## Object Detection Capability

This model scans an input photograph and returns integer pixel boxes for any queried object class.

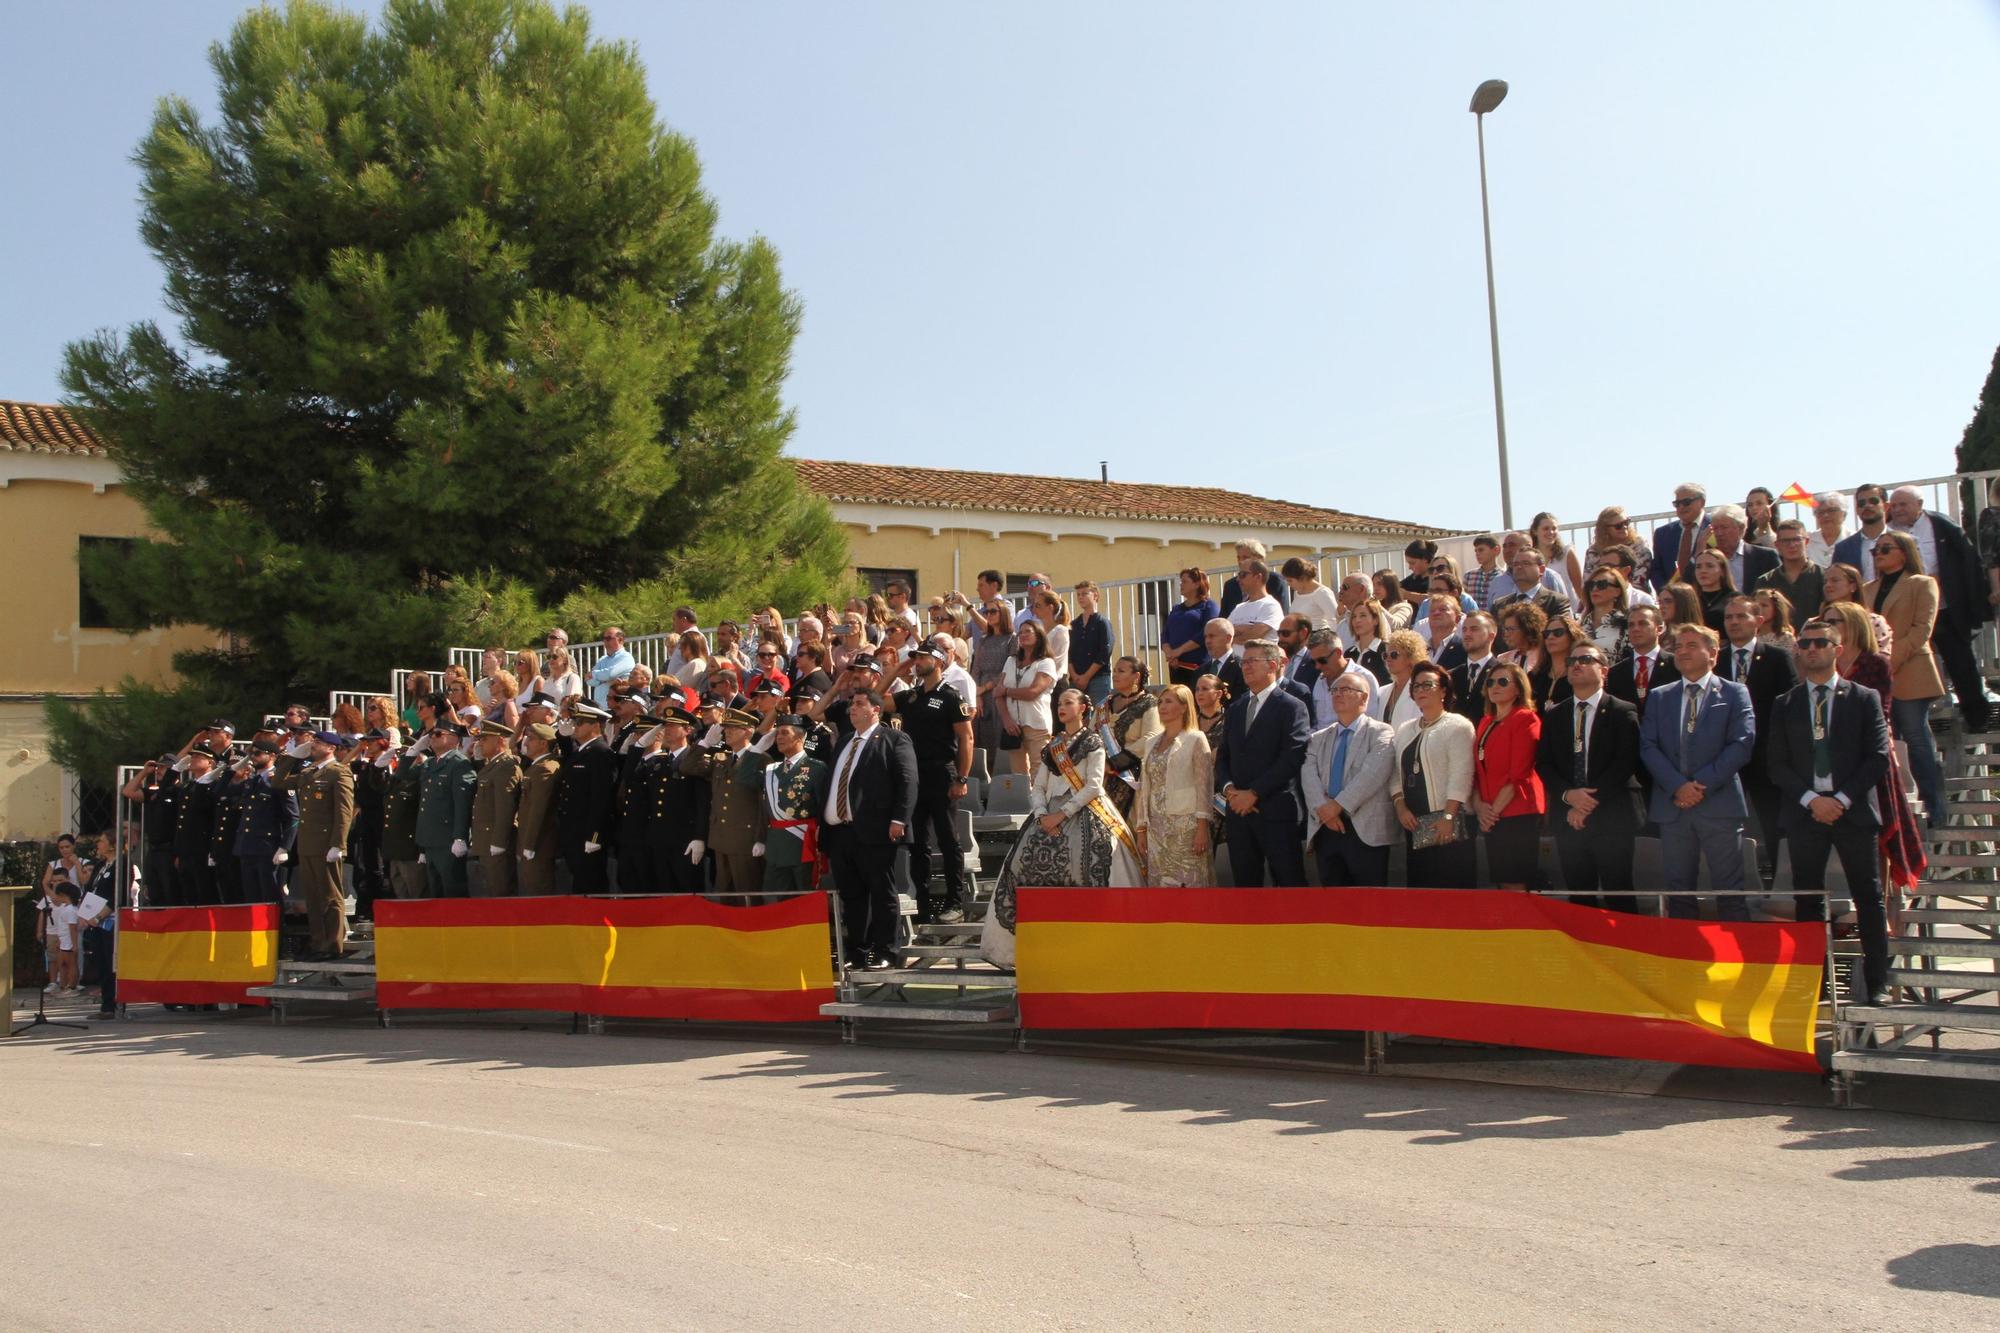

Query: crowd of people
[102,479,2000,999]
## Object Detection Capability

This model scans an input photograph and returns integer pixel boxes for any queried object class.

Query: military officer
[415,721,479,896]
[620,706,708,892]
[173,741,226,906]
[129,754,183,907]
[350,729,393,919]
[890,643,975,922]
[470,718,522,896]
[679,707,769,897]
[514,722,565,895]
[209,757,252,902]
[272,730,358,959]
[558,699,620,893]
[381,733,429,898]
[788,684,839,768]
[759,713,829,896]
[232,735,298,907]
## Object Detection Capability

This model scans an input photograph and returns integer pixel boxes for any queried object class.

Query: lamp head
[1469,79,1509,115]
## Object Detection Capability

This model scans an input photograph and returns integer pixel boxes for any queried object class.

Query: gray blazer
[1299,715,1398,849]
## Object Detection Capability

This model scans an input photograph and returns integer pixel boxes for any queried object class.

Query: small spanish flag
[1780,482,1814,504]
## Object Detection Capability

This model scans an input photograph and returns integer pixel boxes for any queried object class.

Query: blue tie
[1325,725,1351,801]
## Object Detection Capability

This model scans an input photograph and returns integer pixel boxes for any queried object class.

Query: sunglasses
[1386,650,1407,660]
[1485,678,1514,689]
[1873,545,1899,556]
[1672,498,1701,508]
[1857,496,1883,506]
[1569,656,1605,668]
[1309,654,1332,666]
[1586,580,1616,592]
[757,651,780,658]
[1796,637,1834,650]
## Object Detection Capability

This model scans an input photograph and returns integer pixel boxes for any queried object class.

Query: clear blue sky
[5,2,1998,531]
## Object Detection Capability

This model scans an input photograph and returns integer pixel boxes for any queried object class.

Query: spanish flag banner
[1015,889,1823,1073]
[374,894,836,1022]
[117,904,279,1007]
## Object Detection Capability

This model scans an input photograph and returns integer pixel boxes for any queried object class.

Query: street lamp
[1469,78,1513,531]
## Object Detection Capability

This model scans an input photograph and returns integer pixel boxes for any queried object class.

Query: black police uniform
[557,735,620,893]
[895,681,972,916]
[351,757,389,918]
[616,744,710,893]
[140,770,182,907]
[210,771,250,903]
[233,767,299,905]
[174,774,222,905]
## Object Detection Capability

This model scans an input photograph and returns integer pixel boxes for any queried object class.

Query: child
[45,884,81,996]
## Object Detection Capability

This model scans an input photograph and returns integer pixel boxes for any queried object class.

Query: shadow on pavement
[1885,1243,2000,1298]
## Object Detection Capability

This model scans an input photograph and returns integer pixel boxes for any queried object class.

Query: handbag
[997,724,1023,752]
[1410,810,1459,850]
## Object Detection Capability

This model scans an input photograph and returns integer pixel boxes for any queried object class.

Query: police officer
[233,735,298,908]
[619,706,708,893]
[415,721,478,896]
[350,728,393,919]
[679,707,767,897]
[125,754,182,907]
[273,730,357,960]
[890,643,975,922]
[380,732,428,899]
[469,718,521,896]
[558,699,620,893]
[514,722,565,895]
[173,741,226,906]
[787,685,839,768]
[758,713,829,896]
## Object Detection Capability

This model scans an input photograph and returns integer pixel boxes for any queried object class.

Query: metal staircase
[1832,725,2000,1100]
[247,921,379,1023]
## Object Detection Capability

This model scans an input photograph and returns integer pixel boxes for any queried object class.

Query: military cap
[209,717,237,736]
[526,722,558,742]
[312,730,345,746]
[431,721,468,738]
[754,679,788,698]
[190,740,227,760]
[363,727,393,742]
[524,690,558,709]
[720,707,758,729]
[913,642,949,663]
[570,699,611,721]
[617,690,651,710]
[791,684,824,703]
[850,656,883,674]
[477,718,516,739]
[251,737,282,755]
[773,713,810,731]
[658,705,698,727]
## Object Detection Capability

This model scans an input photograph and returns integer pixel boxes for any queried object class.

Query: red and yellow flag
[375,893,836,1022]
[1780,482,1814,504]
[117,903,279,1006]
[1015,889,1823,1073]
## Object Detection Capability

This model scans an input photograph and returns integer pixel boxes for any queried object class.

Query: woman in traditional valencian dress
[981,687,1146,968]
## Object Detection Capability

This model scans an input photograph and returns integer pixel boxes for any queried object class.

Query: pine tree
[1956,343,2000,473]
[49,0,849,780]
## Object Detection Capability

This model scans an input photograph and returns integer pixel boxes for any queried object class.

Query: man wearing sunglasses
[1535,646,1640,910]
[1650,482,1711,591]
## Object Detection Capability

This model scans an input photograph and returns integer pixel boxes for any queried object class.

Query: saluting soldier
[232,734,298,908]
[788,684,839,768]
[621,706,708,892]
[381,736,428,898]
[679,707,769,897]
[469,718,522,897]
[415,721,479,896]
[558,699,620,893]
[209,757,252,902]
[173,741,226,906]
[350,729,393,919]
[126,755,183,907]
[758,713,829,896]
[272,730,358,960]
[888,643,975,922]
[514,722,565,895]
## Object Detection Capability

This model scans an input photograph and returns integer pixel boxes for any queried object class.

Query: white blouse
[1002,656,1061,731]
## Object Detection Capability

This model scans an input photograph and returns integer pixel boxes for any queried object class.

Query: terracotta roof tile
[791,458,1440,537]
[0,401,109,456]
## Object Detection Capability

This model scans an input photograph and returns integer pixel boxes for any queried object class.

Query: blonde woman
[364,695,403,747]
[1133,684,1215,886]
[1369,629,1429,730]
[488,670,522,730]
[510,649,540,700]
[537,645,582,701]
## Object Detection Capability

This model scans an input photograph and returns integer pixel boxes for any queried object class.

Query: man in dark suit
[1198,616,1249,702]
[1605,605,1679,719]
[1448,612,1499,723]
[1767,619,1892,1002]
[1424,596,1469,673]
[1651,482,1711,591]
[1831,482,1888,579]
[1536,646,1641,910]
[821,689,919,969]
[1215,641,1312,887]
[1707,504,1779,594]
[1638,623,1757,921]
[1718,595,1799,887]
[557,701,621,893]
[1888,485,1994,733]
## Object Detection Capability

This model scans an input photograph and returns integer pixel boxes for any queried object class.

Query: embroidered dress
[1138,732,1214,889]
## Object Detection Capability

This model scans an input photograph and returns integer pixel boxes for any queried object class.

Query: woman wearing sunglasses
[1864,530,1945,824]
[1578,568,1632,662]
[1471,661,1544,892]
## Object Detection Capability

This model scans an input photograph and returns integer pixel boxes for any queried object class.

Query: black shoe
[1866,987,1893,1006]
[864,954,893,972]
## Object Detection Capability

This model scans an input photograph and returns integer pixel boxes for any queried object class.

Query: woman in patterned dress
[980,687,1146,968]
[1132,684,1215,887]
[1095,656,1161,823]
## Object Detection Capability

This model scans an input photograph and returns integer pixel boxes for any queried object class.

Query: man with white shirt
[884,579,921,630]
[821,690,918,970]
[1280,557,1342,631]
[1300,671,1397,886]
[1535,647,1640,910]
[1887,484,1994,733]
[1333,573,1371,649]
[1200,617,1246,699]
[1417,595,1465,668]
[1590,546,1658,608]
[1276,613,1316,684]
[1226,561,1282,643]
[1831,483,1890,581]
[1488,549,1573,620]
[1447,613,1498,722]
[1706,503,1778,594]
[1604,605,1678,720]
[590,625,636,707]
[1306,628,1375,730]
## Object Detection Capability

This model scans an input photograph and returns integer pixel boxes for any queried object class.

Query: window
[857,567,918,600]
[78,536,138,629]
[1004,575,1036,597]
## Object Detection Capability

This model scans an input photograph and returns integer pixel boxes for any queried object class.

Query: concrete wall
[0,700,64,841]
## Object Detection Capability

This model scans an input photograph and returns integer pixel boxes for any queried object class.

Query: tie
[1246,692,1262,731]
[1736,647,1749,681]
[1573,702,1590,785]
[1324,725,1351,801]
[1680,683,1700,771]
[1634,654,1650,694]
[1676,522,1697,579]
[1812,686,1833,782]
[836,735,862,822]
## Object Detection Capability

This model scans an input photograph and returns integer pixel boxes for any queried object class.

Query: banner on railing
[1013,888,1824,1074]
[117,904,279,1007]
[374,894,836,1022]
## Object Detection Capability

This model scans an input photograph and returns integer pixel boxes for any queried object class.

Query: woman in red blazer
[1473,660,1546,891]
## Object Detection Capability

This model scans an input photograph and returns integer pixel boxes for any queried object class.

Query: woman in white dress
[981,687,1146,968]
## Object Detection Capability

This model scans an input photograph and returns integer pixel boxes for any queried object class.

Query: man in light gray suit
[1299,670,1399,886]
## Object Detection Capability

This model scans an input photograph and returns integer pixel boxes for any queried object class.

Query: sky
[4,2,1998,532]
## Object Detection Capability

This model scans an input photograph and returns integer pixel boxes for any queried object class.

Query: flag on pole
[1780,481,1813,504]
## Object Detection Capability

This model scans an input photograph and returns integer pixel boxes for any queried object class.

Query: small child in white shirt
[44,886,81,995]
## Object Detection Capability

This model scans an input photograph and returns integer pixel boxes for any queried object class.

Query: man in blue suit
[1215,640,1312,887]
[1650,482,1712,591]
[1638,622,1756,920]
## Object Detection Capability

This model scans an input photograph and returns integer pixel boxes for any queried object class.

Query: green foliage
[56,0,849,770]
[1956,344,2000,475]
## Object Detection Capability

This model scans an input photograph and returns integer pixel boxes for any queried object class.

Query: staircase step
[1892,936,2000,959]
[1919,854,2000,868]
[246,984,376,1003]
[910,921,984,939]
[1841,1003,2000,1031]
[1832,1049,2000,1082]
[901,944,986,959]
[1942,801,2000,815]
[850,968,1016,989]
[820,1000,1017,1023]
[1900,907,2000,925]
[1922,828,1998,845]
[1888,967,2000,992]
[277,960,377,976]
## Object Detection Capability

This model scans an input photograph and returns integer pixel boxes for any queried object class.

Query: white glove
[685,840,705,862]
[522,849,536,861]
[418,852,427,865]
[285,739,310,758]
[325,848,343,863]
[701,724,723,748]
[487,844,505,857]
[207,855,216,867]
[272,850,289,866]
[451,838,467,858]
[751,842,765,858]
[584,840,601,854]
[372,751,393,769]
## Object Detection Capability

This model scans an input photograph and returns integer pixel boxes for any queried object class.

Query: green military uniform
[381,751,428,898]
[678,732,769,896]
[470,737,522,897]
[273,753,357,954]
[514,747,565,895]
[416,747,478,896]
[758,747,828,895]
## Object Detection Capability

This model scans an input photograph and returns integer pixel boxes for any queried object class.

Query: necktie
[1736,647,1749,681]
[1635,654,1651,694]
[836,734,862,822]
[1573,701,1590,784]
[1246,691,1262,731]
[1676,522,1697,579]
[1680,683,1700,771]
[1325,725,1351,801]
[1812,685,1833,781]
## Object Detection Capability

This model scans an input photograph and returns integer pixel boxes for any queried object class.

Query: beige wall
[0,700,64,841]
[0,478,218,695]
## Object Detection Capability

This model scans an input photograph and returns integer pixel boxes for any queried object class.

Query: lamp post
[1469,78,1513,532]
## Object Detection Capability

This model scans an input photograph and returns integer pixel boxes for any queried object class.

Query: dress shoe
[864,954,893,971]
[934,906,966,924]
[1866,987,1893,1006]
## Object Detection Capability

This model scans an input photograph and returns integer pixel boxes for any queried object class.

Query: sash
[1049,736,1144,866]
[770,816,824,886]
